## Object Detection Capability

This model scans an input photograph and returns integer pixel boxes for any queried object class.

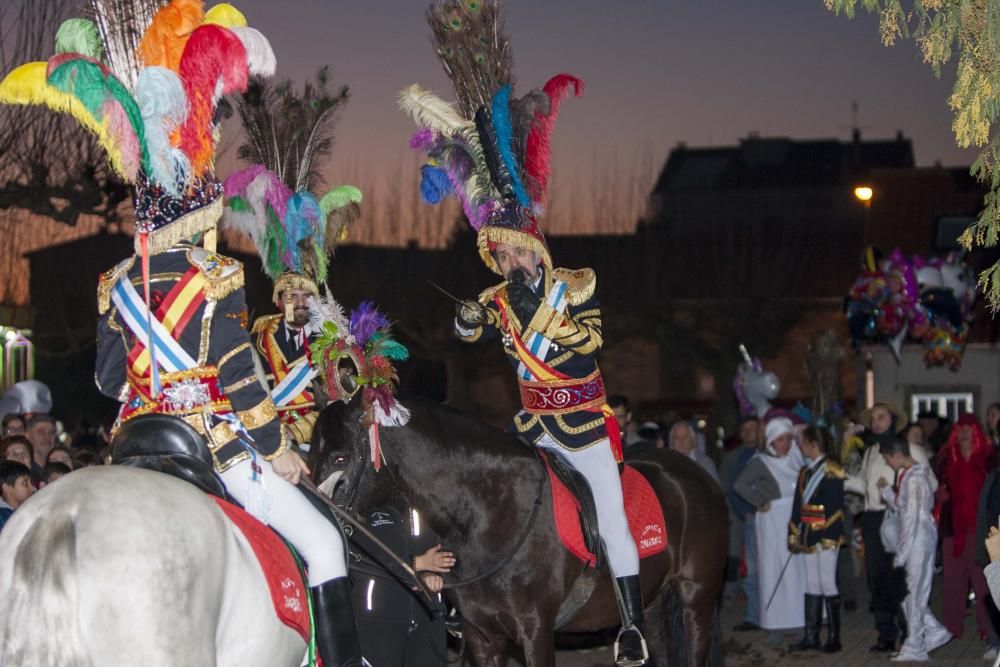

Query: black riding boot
[823,595,842,653]
[312,577,367,667]
[614,575,649,667]
[788,594,822,651]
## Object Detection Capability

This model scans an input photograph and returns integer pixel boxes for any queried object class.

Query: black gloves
[506,279,541,325]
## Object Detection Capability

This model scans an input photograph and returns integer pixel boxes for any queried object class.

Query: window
[933,217,975,252]
[910,392,974,422]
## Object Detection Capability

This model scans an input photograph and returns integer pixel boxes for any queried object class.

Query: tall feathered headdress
[221,69,362,303]
[0,0,275,255]
[400,0,583,280]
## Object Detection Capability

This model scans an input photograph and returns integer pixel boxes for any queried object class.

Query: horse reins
[440,452,546,590]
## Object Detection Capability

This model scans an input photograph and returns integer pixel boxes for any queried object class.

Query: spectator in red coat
[936,413,998,645]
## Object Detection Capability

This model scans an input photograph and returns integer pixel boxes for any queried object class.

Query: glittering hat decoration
[400,0,583,284]
[0,0,275,255]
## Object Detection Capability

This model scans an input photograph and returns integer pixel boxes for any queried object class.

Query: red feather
[176,24,249,175]
[524,74,584,205]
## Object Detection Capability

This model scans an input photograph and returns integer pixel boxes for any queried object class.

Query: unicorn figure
[734,344,780,419]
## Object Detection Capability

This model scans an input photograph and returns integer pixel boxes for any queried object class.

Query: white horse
[0,466,307,667]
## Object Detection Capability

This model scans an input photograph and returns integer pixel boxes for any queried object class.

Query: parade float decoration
[845,247,976,369]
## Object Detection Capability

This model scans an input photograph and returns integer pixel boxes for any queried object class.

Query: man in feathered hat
[401,2,646,662]
[0,3,368,664]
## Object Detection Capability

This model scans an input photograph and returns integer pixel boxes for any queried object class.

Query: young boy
[0,460,34,532]
[878,436,951,662]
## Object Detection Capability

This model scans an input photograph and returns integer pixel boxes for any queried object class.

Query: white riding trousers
[220,456,347,585]
[803,546,839,596]
[536,434,640,577]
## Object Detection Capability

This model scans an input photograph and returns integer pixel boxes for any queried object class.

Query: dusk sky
[213,0,975,241]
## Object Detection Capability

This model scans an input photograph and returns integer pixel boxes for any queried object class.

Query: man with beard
[252,281,320,448]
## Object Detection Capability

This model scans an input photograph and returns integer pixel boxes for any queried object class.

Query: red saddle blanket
[213,498,311,643]
[544,462,667,566]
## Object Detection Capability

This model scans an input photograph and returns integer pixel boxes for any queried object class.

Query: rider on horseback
[71,7,368,665]
[399,2,646,662]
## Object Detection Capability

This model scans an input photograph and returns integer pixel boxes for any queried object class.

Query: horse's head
[311,394,393,511]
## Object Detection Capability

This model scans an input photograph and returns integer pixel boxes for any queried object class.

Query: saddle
[538,448,605,568]
[110,414,226,497]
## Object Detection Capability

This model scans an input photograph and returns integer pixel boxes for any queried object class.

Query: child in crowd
[878,436,951,662]
[0,461,33,532]
[40,462,71,487]
[788,426,845,653]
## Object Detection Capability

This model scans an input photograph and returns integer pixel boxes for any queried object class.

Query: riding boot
[312,577,367,667]
[823,596,842,653]
[614,575,649,667]
[788,594,822,651]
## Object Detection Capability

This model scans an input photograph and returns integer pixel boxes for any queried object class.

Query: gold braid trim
[204,264,244,301]
[97,258,136,315]
[272,272,319,302]
[554,412,605,434]
[135,198,224,255]
[552,267,596,306]
[476,226,553,292]
[238,398,278,430]
[217,342,251,369]
[224,375,261,394]
[263,427,289,461]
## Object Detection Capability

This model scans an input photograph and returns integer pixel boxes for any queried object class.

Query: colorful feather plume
[203,3,248,28]
[54,19,105,60]
[138,0,205,71]
[230,27,276,78]
[176,24,249,175]
[398,84,472,134]
[524,74,584,205]
[491,85,529,207]
[136,66,190,195]
[350,302,391,348]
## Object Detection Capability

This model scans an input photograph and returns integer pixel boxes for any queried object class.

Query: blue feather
[283,192,322,271]
[420,164,452,204]
[491,86,530,207]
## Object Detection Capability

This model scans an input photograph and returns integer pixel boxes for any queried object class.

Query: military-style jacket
[788,456,847,553]
[95,242,286,471]
[455,266,612,449]
[251,314,318,445]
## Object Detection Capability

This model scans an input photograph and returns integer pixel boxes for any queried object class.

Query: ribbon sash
[112,274,198,374]
[271,359,317,407]
[802,459,828,506]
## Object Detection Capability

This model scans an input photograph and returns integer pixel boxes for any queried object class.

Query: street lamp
[854,186,873,202]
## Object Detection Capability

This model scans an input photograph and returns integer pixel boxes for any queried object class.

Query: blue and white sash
[270,359,317,407]
[517,280,569,381]
[111,276,197,374]
[802,458,829,506]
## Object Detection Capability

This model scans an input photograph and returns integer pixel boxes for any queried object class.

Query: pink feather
[223,164,267,197]
[100,98,141,180]
[524,74,584,205]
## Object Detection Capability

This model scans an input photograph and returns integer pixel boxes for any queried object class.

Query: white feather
[306,289,349,337]
[231,27,276,78]
[398,84,472,134]
[374,401,411,428]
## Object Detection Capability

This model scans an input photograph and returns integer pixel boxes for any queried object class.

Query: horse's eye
[334,455,348,465]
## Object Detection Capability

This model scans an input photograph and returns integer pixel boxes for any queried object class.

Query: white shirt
[861,441,937,511]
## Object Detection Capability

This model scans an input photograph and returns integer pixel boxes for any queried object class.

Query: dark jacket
[788,457,847,552]
[456,266,610,449]
[95,243,285,470]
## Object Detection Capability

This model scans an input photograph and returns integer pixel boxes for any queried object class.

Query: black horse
[313,396,727,666]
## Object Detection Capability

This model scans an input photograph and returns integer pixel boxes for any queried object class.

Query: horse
[313,395,728,667]
[0,466,307,667]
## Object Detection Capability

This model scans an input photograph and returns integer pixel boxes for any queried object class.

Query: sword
[427,280,467,307]
[765,550,795,611]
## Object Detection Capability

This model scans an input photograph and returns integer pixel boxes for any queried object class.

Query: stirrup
[613,624,649,667]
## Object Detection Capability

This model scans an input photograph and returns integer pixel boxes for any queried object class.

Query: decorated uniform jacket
[788,456,847,553]
[95,242,286,471]
[455,266,617,452]
[251,314,318,446]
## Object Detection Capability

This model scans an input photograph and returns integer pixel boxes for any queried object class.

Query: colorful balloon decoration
[845,247,975,369]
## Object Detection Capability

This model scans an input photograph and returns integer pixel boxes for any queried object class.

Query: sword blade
[427,280,467,307]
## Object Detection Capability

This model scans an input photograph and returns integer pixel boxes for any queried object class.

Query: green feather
[369,331,410,361]
[262,207,286,278]
[314,245,329,284]
[227,195,253,213]
[319,185,363,214]
[55,19,105,60]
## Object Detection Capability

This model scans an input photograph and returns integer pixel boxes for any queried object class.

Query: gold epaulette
[97,257,136,315]
[553,267,596,306]
[187,247,244,300]
[477,281,509,305]
[251,314,282,336]
[826,460,846,479]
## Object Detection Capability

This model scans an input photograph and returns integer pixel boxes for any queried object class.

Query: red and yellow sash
[495,297,622,461]
[125,267,207,399]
